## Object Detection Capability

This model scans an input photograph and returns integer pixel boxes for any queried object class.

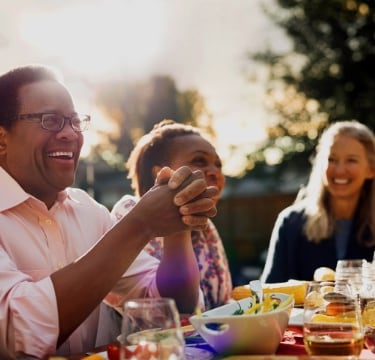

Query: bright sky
[0,0,289,175]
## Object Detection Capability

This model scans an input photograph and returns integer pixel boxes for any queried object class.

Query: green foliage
[250,0,375,169]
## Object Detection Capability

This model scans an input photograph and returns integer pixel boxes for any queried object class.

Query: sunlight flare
[19,0,164,79]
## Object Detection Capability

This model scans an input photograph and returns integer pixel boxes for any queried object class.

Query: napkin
[276,326,306,356]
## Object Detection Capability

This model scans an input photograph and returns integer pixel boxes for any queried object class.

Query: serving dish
[189,293,294,356]
[232,280,307,306]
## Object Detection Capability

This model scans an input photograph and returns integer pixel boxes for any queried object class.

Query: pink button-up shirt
[0,167,160,358]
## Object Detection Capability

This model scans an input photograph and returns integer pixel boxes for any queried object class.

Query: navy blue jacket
[261,205,375,283]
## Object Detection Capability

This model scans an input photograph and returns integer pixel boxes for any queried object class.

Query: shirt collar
[0,166,74,212]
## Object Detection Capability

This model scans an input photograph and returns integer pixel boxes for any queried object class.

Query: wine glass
[119,298,185,360]
[303,280,364,357]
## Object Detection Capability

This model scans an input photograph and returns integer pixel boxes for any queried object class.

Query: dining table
[66,308,375,360]
[66,328,375,360]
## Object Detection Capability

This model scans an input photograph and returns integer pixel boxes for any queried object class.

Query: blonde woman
[261,120,375,283]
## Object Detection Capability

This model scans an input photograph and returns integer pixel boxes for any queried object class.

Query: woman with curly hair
[112,119,232,310]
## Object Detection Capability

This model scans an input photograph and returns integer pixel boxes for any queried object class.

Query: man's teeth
[333,178,349,184]
[48,151,73,158]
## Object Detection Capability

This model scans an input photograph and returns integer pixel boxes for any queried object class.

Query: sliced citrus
[311,312,357,324]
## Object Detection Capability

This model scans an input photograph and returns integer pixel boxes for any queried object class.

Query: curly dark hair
[127,119,202,196]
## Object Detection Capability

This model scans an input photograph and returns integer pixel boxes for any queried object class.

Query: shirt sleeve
[107,196,160,304]
[104,250,160,315]
[0,249,59,358]
[111,194,137,220]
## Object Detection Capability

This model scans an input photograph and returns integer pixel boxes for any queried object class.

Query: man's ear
[0,126,7,156]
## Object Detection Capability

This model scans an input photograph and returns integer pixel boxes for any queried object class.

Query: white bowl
[189,292,294,356]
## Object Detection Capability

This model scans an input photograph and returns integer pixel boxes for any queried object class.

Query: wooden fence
[213,193,296,284]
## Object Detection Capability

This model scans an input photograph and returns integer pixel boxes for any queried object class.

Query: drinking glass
[335,259,364,295]
[120,298,185,360]
[360,260,375,352]
[303,280,364,357]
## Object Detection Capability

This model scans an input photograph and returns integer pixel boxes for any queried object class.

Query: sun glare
[66,81,119,159]
[17,0,166,159]
[19,0,165,79]
[81,106,119,158]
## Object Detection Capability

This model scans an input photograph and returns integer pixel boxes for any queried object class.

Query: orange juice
[304,324,363,356]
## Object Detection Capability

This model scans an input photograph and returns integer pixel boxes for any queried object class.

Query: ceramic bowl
[189,292,294,356]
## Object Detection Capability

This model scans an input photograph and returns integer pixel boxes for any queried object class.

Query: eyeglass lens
[42,114,89,131]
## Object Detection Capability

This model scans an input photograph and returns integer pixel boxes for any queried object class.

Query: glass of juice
[303,280,364,358]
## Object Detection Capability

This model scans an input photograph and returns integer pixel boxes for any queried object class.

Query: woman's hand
[155,166,218,229]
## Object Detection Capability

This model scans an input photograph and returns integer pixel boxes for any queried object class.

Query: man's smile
[47,151,74,159]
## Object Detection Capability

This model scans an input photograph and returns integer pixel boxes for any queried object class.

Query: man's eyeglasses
[15,112,91,132]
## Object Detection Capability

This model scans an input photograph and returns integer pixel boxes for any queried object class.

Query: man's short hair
[0,65,61,129]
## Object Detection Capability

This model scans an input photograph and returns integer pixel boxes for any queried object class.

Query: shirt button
[57,261,64,269]
[45,219,53,225]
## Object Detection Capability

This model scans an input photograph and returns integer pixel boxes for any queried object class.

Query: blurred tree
[87,75,214,168]
[248,0,375,169]
[143,76,179,132]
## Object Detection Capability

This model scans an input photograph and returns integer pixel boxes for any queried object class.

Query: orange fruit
[231,285,252,300]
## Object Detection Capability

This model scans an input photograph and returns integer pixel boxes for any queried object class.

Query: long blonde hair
[296,120,375,245]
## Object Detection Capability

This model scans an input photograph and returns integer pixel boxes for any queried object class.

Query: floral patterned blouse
[111,194,233,310]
